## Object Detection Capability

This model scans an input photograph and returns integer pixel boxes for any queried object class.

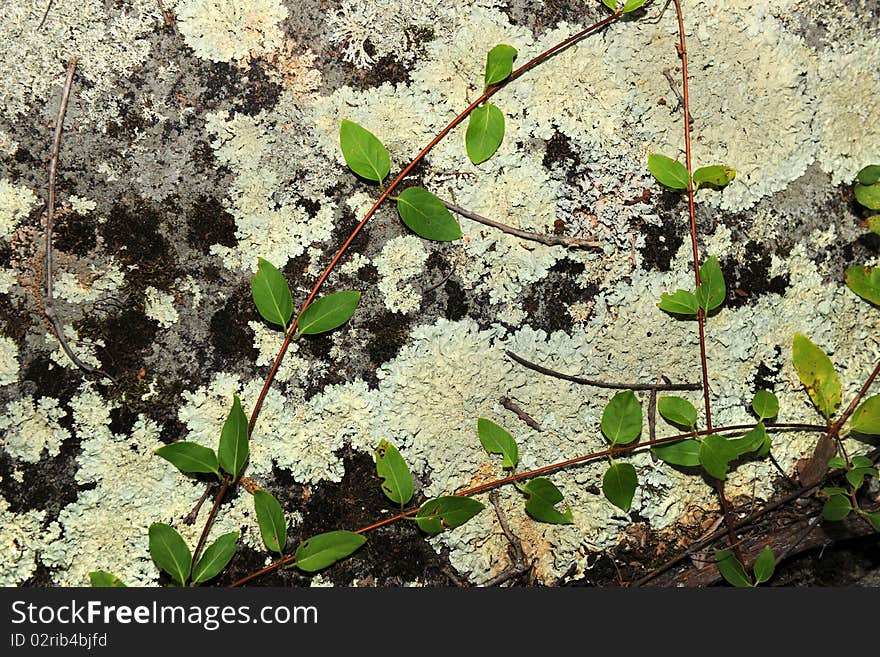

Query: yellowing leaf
[791,333,841,420]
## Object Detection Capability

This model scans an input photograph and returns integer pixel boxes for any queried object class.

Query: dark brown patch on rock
[186,195,237,252]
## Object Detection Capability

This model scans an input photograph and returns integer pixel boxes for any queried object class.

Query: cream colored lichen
[49,324,104,371]
[0,268,16,294]
[0,396,69,463]
[0,497,58,586]
[176,0,288,63]
[144,286,179,329]
[67,195,97,215]
[374,236,428,314]
[0,335,18,386]
[0,178,37,241]
[54,261,125,305]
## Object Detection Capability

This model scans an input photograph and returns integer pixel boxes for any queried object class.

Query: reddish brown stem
[227,420,825,587]
[191,476,230,571]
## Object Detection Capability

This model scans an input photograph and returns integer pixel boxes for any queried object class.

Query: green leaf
[854,182,880,209]
[339,119,391,183]
[699,434,739,480]
[851,394,880,435]
[715,550,752,587]
[846,467,878,490]
[148,523,192,586]
[602,462,638,513]
[600,0,617,11]
[191,531,238,584]
[477,418,518,469]
[657,396,697,429]
[693,165,736,190]
[294,531,366,573]
[852,455,874,469]
[155,442,219,477]
[416,497,485,534]
[651,439,701,467]
[648,153,689,190]
[396,187,462,242]
[857,165,880,186]
[696,255,726,313]
[751,390,779,421]
[88,571,126,587]
[827,456,847,470]
[253,489,287,554]
[792,333,841,420]
[753,545,776,585]
[845,265,880,306]
[522,478,574,524]
[867,215,880,236]
[218,395,249,480]
[465,103,505,165]
[251,258,293,329]
[861,510,880,531]
[822,494,852,521]
[297,290,361,336]
[822,487,848,496]
[374,439,414,505]
[658,289,699,315]
[729,422,767,457]
[484,44,517,88]
[622,0,649,12]
[601,390,643,445]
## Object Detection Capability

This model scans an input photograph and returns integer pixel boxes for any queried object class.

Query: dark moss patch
[209,283,260,364]
[239,60,283,116]
[522,259,593,334]
[53,212,97,256]
[443,278,468,321]
[752,347,782,394]
[21,356,83,405]
[76,306,157,381]
[542,131,581,172]
[356,53,411,89]
[362,310,413,388]
[0,436,80,516]
[100,198,180,294]
[637,219,684,272]
[839,232,880,271]
[722,241,789,309]
[186,195,237,252]
[0,276,30,342]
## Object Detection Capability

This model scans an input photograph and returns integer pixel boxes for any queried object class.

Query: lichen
[374,235,428,314]
[48,324,104,371]
[0,335,19,386]
[176,0,288,63]
[0,178,37,241]
[0,395,69,463]
[0,496,58,586]
[54,261,125,305]
[144,286,180,328]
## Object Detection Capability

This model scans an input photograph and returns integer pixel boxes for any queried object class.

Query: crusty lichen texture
[1,0,878,587]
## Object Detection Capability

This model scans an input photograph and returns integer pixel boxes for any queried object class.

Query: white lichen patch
[810,37,880,183]
[249,320,316,383]
[67,195,98,215]
[54,261,125,304]
[0,178,37,241]
[0,1,161,120]
[176,0,288,63]
[0,268,17,294]
[0,335,19,386]
[0,396,69,463]
[374,236,428,314]
[49,324,104,371]
[0,497,58,586]
[144,286,180,328]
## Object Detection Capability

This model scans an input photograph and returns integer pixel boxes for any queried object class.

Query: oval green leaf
[601,0,618,10]
[88,571,126,587]
[867,215,880,236]
[751,390,779,421]
[148,522,191,586]
[396,187,462,242]
[657,396,698,429]
[218,394,249,480]
[192,531,238,584]
[822,494,852,521]
[254,489,287,554]
[602,462,638,513]
[696,255,726,313]
[845,265,880,306]
[155,442,219,477]
[601,390,643,445]
[699,434,739,480]
[715,549,752,587]
[693,165,736,190]
[622,0,649,11]
[652,439,701,467]
[477,418,518,469]
[294,530,366,573]
[375,439,414,506]
[846,466,878,491]
[862,510,880,531]
[851,394,880,435]
[251,258,293,329]
[857,164,880,185]
[415,496,485,534]
[648,153,689,190]
[466,103,505,165]
[522,478,574,524]
[297,290,361,336]
[658,289,699,315]
[792,333,841,420]
[729,422,768,457]
[339,119,391,183]
[827,456,847,470]
[855,182,880,209]
[484,44,517,88]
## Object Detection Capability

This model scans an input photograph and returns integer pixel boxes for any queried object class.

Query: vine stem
[190,476,230,571]
[670,0,740,559]
[227,421,826,587]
